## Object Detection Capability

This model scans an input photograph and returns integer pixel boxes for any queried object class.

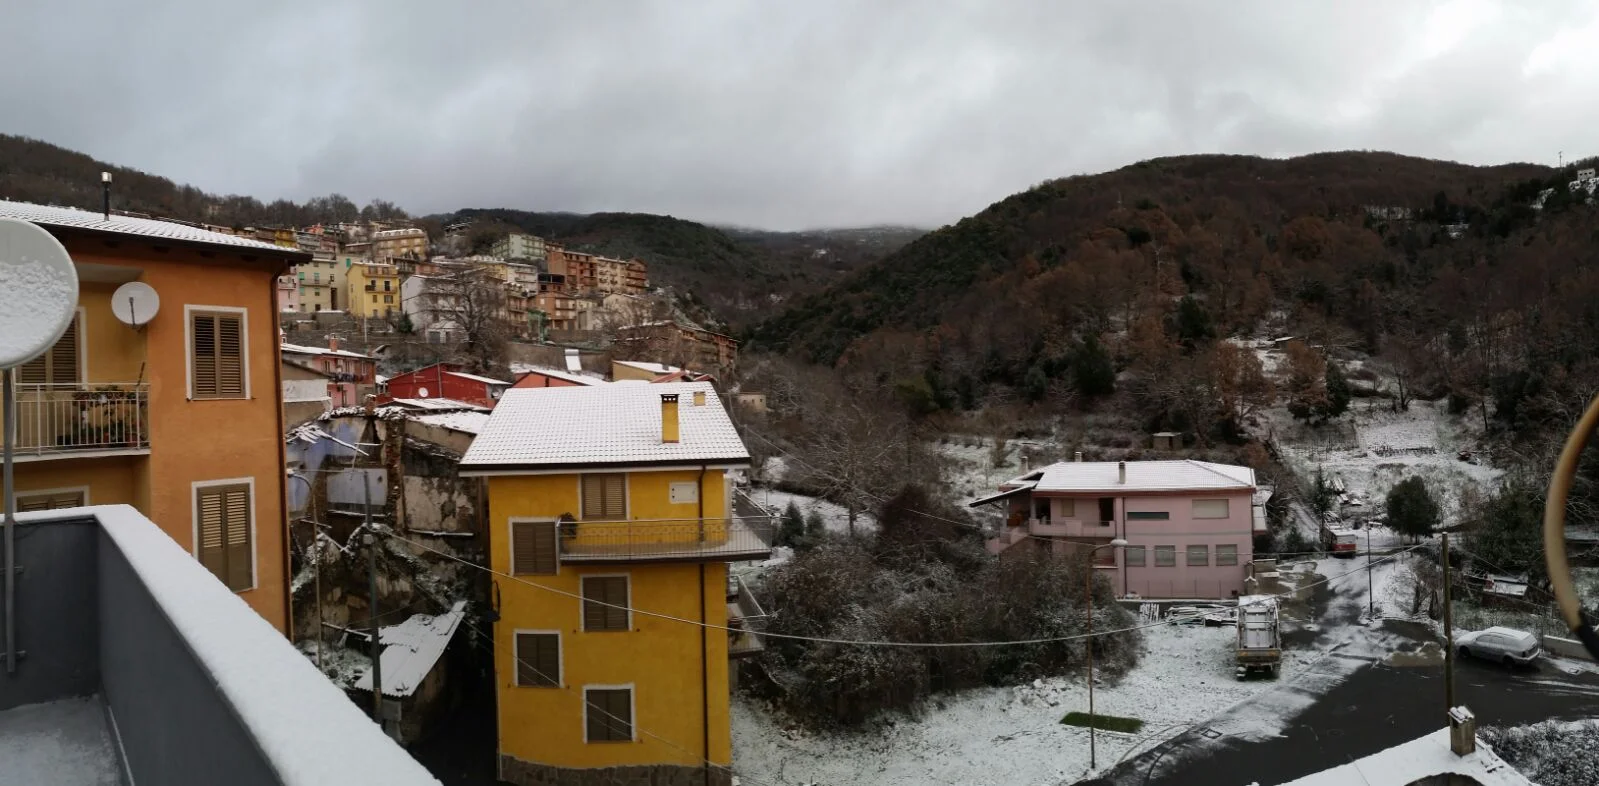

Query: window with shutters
[582,575,630,632]
[195,482,253,591]
[1187,545,1210,567]
[510,519,557,575]
[15,489,86,512]
[190,309,246,399]
[17,311,80,386]
[514,631,560,687]
[1216,544,1239,566]
[580,473,626,520]
[583,686,633,743]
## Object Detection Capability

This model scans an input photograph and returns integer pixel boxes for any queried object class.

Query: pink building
[280,339,378,408]
[277,272,300,312]
[973,459,1264,600]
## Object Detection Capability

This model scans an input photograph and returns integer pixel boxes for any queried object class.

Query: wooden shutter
[581,474,625,520]
[18,314,80,386]
[511,520,556,575]
[217,315,244,396]
[196,483,251,590]
[224,486,252,590]
[515,633,560,687]
[585,688,632,742]
[582,576,629,632]
[197,486,227,580]
[192,312,245,399]
[16,490,83,512]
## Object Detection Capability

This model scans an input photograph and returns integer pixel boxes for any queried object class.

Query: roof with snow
[1275,727,1529,785]
[280,342,376,360]
[412,411,491,435]
[462,381,748,471]
[354,601,467,699]
[0,200,307,256]
[446,370,511,386]
[1012,460,1256,494]
[613,359,681,376]
[285,422,366,453]
[385,398,490,413]
[511,365,606,386]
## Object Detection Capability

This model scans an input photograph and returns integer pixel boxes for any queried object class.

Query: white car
[1454,627,1541,667]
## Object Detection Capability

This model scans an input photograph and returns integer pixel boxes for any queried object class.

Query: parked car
[1454,627,1541,667]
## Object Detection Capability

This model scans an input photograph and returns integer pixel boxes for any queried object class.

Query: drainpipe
[698,464,710,786]
[272,257,294,637]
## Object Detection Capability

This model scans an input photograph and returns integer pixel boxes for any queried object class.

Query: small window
[16,489,85,511]
[1192,499,1230,519]
[1124,545,1146,567]
[581,474,626,520]
[582,576,630,632]
[196,482,253,591]
[1154,545,1176,567]
[1057,498,1076,518]
[18,312,80,386]
[511,520,557,575]
[191,310,246,399]
[1127,511,1170,521]
[514,632,560,687]
[584,687,633,743]
[1187,545,1210,567]
[1216,544,1239,566]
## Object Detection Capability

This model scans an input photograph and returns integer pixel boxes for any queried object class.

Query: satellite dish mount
[111,281,160,330]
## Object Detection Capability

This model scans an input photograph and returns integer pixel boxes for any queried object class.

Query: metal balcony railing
[558,516,775,562]
[5,383,150,458]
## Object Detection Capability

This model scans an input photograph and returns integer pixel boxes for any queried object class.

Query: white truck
[1235,595,1282,679]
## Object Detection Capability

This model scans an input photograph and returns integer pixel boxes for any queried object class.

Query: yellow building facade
[296,253,341,312]
[462,383,767,786]
[344,259,400,318]
[0,201,305,633]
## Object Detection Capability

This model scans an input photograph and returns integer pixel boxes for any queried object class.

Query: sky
[4,1,1599,231]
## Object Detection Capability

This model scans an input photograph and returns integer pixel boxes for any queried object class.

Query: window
[384,280,392,291]
[1058,499,1076,518]
[1124,545,1146,567]
[584,687,633,743]
[1187,545,1210,567]
[312,272,320,283]
[582,576,630,632]
[1216,544,1239,566]
[511,520,557,575]
[195,482,252,591]
[1127,511,1170,521]
[16,489,86,511]
[383,295,393,304]
[581,474,626,520]
[1098,497,1115,522]
[1192,499,1230,519]
[190,310,246,399]
[514,632,560,687]
[18,311,80,386]
[1154,545,1176,567]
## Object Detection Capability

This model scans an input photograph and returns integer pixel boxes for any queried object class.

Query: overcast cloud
[4,1,1598,230]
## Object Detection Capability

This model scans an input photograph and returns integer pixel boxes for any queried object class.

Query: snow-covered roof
[285,422,365,453]
[510,365,606,386]
[1019,460,1255,494]
[412,411,491,435]
[0,200,303,254]
[280,342,375,360]
[462,381,749,471]
[614,359,682,376]
[354,601,467,699]
[376,374,390,385]
[445,370,510,386]
[386,398,489,412]
[968,482,1037,507]
[1275,727,1529,785]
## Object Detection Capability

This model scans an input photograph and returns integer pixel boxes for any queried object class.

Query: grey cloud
[3,1,1596,230]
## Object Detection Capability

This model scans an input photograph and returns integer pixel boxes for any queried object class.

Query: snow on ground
[748,487,875,534]
[0,696,122,786]
[933,438,1027,506]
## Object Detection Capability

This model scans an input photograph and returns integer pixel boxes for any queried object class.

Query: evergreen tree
[804,510,826,541]
[1175,295,1215,350]
[1322,360,1352,421]
[1385,476,1440,540]
[1071,334,1116,397]
[778,502,805,547]
[1310,467,1336,519]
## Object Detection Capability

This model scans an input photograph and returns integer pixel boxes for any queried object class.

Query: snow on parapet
[1275,727,1528,786]
[88,505,440,785]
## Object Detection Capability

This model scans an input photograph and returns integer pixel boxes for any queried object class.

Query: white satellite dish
[111,281,160,328]
[417,387,430,398]
[0,218,79,369]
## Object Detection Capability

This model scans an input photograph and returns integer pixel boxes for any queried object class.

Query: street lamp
[1084,537,1128,772]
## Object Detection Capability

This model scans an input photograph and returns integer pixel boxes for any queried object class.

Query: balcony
[0,505,436,785]
[1026,518,1115,538]
[557,516,774,563]
[5,384,150,462]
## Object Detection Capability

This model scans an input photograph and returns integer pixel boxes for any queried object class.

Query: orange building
[0,201,307,633]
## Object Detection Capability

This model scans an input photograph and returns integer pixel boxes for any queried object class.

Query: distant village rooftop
[1004,459,1257,495]
[0,199,307,256]
[280,342,375,360]
[613,359,682,376]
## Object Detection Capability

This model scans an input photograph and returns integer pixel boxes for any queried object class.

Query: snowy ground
[0,696,122,786]
[747,487,874,535]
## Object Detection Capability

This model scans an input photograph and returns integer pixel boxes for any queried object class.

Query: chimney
[660,393,680,443]
[101,171,112,220]
[1449,706,1476,756]
[328,336,340,352]
[1118,461,1126,484]
[1074,451,1083,463]
[692,390,706,407]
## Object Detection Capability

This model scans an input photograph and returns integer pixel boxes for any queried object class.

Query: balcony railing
[1027,518,1115,537]
[557,516,774,563]
[727,574,768,658]
[5,383,150,459]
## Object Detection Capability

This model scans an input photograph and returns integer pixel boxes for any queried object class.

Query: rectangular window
[581,474,626,520]
[1216,544,1239,566]
[1127,511,1170,521]
[511,520,557,575]
[1057,499,1075,518]
[584,687,633,743]
[190,310,245,399]
[1187,545,1210,567]
[16,489,86,511]
[1124,545,1146,567]
[582,576,630,632]
[1154,545,1176,567]
[196,482,252,591]
[514,632,560,687]
[18,311,80,386]
[1192,499,1230,519]
[383,295,393,304]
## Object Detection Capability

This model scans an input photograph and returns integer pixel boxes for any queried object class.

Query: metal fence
[7,383,149,456]
[558,516,775,561]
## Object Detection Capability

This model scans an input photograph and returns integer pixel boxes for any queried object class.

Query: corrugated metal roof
[1027,460,1255,493]
[354,601,467,698]
[0,200,302,254]
[462,381,748,469]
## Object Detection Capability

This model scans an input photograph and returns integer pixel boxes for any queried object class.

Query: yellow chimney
[692,390,706,407]
[661,393,680,443]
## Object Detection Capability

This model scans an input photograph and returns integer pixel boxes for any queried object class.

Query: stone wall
[499,756,731,786]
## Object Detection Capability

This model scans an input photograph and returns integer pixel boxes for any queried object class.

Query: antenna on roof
[101,171,112,220]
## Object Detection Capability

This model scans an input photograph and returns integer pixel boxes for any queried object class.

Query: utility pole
[1366,526,1374,619]
[364,474,383,724]
[1442,532,1455,713]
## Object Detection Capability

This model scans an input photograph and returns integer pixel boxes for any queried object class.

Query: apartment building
[491,232,548,262]
[372,227,429,259]
[0,200,304,631]
[345,259,401,318]
[615,322,739,375]
[295,253,341,312]
[973,459,1263,599]
[280,338,378,407]
[276,272,300,312]
[460,382,769,786]
[548,249,649,296]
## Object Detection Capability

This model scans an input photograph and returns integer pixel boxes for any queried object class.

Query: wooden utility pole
[1442,532,1456,713]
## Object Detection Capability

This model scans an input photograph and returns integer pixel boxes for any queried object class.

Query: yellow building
[296,253,341,312]
[345,259,400,318]
[0,200,306,633]
[461,382,769,786]
[372,227,429,259]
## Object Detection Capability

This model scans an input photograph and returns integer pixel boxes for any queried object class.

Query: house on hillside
[281,361,334,427]
[512,366,606,388]
[971,458,1262,599]
[281,338,378,407]
[460,382,771,786]
[615,321,738,376]
[611,358,682,382]
[0,200,304,632]
[383,362,510,408]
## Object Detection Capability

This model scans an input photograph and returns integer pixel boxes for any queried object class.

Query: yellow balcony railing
[4,383,150,459]
[557,516,774,563]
